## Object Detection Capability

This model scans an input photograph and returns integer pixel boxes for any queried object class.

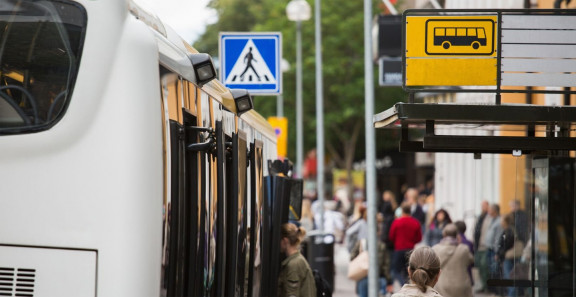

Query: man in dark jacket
[405,188,425,227]
[474,200,489,251]
[510,199,529,243]
[473,200,490,293]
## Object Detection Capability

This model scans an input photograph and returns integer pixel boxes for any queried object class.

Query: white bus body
[0,1,280,296]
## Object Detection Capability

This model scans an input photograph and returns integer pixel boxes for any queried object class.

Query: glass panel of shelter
[428,154,576,297]
[448,155,576,297]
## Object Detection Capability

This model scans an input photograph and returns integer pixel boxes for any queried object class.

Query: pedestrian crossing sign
[219,32,282,95]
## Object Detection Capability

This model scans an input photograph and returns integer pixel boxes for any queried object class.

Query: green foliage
[194,0,406,168]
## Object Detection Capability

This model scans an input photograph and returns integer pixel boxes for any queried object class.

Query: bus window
[457,28,466,36]
[248,140,264,297]
[446,28,456,36]
[478,28,486,39]
[435,28,445,37]
[0,0,86,134]
[467,28,477,36]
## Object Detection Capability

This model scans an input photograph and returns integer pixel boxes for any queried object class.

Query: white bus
[0,1,297,296]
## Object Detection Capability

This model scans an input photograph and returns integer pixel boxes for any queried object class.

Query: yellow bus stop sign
[405,15,498,86]
[267,116,288,158]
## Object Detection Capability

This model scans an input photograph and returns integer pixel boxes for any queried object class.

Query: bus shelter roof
[373,103,576,154]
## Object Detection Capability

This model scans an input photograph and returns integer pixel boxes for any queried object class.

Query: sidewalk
[332,243,357,297]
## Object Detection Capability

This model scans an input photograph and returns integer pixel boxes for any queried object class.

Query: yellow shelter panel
[406,16,498,57]
[406,58,497,86]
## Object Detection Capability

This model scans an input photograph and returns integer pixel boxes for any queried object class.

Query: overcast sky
[133,0,216,43]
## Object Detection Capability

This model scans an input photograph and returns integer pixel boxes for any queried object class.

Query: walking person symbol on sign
[240,47,261,82]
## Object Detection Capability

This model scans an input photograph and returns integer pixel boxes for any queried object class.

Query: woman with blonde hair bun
[392,246,443,297]
[278,223,316,297]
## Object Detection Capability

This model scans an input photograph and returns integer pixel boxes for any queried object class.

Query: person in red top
[389,202,422,286]
[302,149,317,179]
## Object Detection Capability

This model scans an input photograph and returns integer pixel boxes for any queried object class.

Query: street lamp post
[364,0,377,295]
[286,0,311,179]
[313,0,325,233]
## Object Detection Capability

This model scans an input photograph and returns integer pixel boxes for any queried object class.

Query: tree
[195,0,405,199]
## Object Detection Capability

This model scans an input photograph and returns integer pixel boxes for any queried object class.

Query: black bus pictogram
[433,27,487,50]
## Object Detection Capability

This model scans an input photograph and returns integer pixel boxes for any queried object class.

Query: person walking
[497,213,523,297]
[473,200,492,293]
[454,221,473,254]
[454,220,474,285]
[424,209,452,247]
[391,246,443,297]
[432,224,474,297]
[278,223,316,297]
[509,199,529,244]
[473,201,490,251]
[389,202,423,286]
[346,204,368,252]
[405,188,426,228]
[313,200,346,242]
[379,190,397,248]
[350,226,392,297]
[485,204,504,292]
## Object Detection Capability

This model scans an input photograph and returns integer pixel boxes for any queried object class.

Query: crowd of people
[278,150,534,297]
[286,180,532,297]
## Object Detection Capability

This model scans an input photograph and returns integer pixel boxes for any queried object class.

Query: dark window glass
[247,140,264,297]
[0,0,86,134]
[235,131,248,297]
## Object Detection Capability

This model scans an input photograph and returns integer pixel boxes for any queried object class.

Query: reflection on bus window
[0,0,86,133]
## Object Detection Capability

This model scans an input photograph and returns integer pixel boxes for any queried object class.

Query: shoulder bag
[347,239,369,281]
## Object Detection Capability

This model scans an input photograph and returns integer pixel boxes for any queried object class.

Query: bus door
[247,140,264,297]
[224,130,249,297]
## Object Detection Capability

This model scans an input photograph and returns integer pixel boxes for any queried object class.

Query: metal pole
[296,21,304,178]
[364,0,378,296]
[314,0,324,232]
[381,0,398,15]
[277,94,283,117]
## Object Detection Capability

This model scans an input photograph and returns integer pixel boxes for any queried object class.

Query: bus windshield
[0,0,86,134]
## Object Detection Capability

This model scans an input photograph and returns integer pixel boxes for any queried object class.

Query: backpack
[312,269,332,297]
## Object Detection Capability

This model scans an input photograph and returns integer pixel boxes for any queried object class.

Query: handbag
[505,240,524,259]
[347,239,369,281]
[348,250,369,281]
